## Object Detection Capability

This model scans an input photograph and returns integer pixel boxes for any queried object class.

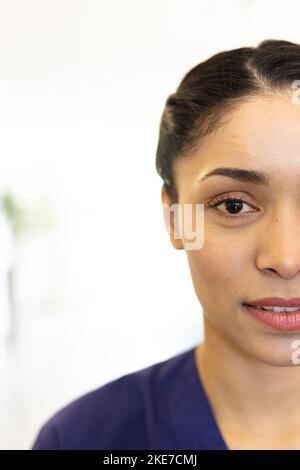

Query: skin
[162,93,300,450]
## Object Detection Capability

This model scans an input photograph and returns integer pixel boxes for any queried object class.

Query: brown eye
[206,193,258,218]
[220,199,245,214]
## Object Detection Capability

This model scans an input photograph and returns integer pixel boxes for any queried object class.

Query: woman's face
[163,93,300,366]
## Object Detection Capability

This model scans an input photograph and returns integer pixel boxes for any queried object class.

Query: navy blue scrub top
[31,346,228,450]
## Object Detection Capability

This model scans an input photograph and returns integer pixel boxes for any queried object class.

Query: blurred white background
[0,0,299,449]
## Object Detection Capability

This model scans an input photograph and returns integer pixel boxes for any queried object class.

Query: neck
[195,316,300,435]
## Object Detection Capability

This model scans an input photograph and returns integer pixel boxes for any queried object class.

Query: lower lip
[244,304,300,331]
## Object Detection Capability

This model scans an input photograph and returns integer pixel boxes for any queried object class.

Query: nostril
[265,268,277,274]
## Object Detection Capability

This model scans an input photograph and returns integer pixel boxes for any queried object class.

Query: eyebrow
[199,167,270,185]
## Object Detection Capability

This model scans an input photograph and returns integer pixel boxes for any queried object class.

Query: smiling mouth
[243,303,300,331]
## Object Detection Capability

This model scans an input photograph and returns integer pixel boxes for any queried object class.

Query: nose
[256,212,300,279]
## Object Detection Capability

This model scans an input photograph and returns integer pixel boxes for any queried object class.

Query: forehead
[174,93,300,190]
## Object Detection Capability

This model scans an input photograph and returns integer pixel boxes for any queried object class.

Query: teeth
[258,306,300,312]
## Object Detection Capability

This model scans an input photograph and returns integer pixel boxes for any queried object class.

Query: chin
[247,339,300,367]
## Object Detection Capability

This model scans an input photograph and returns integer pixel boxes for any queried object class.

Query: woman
[32,38,300,450]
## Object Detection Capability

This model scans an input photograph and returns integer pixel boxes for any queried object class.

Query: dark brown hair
[155,39,300,204]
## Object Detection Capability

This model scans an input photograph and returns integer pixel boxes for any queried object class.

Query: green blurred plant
[0,192,57,240]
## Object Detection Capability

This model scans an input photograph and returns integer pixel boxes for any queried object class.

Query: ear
[161,185,183,250]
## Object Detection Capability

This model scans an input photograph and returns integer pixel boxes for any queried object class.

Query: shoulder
[31,347,194,450]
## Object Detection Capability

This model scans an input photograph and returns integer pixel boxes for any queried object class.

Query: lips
[243,298,300,330]
[245,297,300,308]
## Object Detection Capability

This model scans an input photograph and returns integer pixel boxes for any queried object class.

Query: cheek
[186,235,251,303]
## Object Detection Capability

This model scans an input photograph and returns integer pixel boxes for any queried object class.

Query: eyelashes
[205,192,258,218]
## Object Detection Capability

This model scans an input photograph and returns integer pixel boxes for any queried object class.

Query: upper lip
[245,297,300,307]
